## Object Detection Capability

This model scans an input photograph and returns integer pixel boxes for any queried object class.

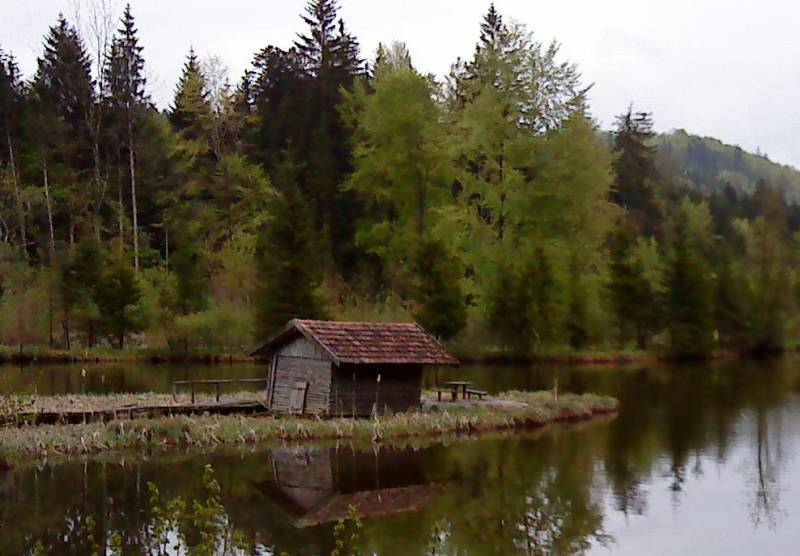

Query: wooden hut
[259,445,445,527]
[250,319,459,416]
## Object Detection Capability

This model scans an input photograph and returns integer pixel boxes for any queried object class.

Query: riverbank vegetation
[2,2,800,363]
[0,391,617,461]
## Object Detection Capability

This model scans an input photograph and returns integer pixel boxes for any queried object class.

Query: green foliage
[411,238,466,340]
[611,107,662,235]
[344,51,452,281]
[171,235,209,315]
[608,228,664,348]
[664,199,715,359]
[254,184,326,337]
[94,255,146,348]
[170,302,253,351]
[331,505,363,556]
[656,130,800,203]
[486,247,559,354]
[59,235,105,348]
[729,216,794,353]
[3,2,800,359]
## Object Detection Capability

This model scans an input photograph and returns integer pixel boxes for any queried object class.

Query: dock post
[191,381,195,405]
[215,382,220,402]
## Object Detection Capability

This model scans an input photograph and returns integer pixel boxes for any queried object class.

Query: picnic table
[438,381,473,401]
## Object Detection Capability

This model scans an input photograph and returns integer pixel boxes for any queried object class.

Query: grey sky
[4,0,800,167]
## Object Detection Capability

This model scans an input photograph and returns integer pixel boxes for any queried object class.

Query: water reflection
[0,362,265,396]
[2,356,800,553]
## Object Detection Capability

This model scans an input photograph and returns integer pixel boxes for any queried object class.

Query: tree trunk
[117,164,124,252]
[128,112,139,272]
[42,158,56,262]
[69,214,75,250]
[63,311,71,351]
[6,131,26,257]
[91,140,105,242]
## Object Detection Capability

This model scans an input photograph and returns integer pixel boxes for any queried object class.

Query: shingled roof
[251,319,459,365]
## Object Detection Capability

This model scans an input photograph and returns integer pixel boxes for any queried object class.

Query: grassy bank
[0,391,618,462]
[0,345,256,364]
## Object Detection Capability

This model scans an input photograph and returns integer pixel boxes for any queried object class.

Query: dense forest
[0,1,798,360]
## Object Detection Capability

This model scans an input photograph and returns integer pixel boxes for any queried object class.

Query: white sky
[4,0,800,167]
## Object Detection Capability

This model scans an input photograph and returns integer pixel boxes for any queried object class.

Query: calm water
[2,356,800,554]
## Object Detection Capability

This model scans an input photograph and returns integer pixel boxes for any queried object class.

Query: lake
[1,355,800,554]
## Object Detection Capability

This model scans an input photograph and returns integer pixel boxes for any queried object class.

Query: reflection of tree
[745,409,787,529]
[514,468,612,555]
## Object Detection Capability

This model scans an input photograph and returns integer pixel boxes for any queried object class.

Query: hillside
[654,130,800,202]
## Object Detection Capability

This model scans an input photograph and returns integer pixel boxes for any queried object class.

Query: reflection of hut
[251,320,458,416]
[262,445,444,527]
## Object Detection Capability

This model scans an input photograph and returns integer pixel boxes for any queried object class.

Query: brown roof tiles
[252,319,459,366]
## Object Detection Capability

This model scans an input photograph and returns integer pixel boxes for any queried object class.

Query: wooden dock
[10,400,269,426]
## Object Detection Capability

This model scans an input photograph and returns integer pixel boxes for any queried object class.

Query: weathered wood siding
[329,364,422,417]
[270,336,331,415]
[269,446,333,512]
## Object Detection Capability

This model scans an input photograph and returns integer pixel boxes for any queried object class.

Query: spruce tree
[479,4,503,47]
[95,254,144,348]
[60,234,105,347]
[486,259,531,354]
[608,227,663,349]
[611,106,662,236]
[665,199,715,359]
[254,156,325,337]
[294,0,364,273]
[171,234,209,315]
[31,15,96,249]
[169,48,212,139]
[0,49,27,254]
[411,238,466,340]
[104,4,148,270]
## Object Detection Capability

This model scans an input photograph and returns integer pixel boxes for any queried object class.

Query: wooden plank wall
[329,364,423,417]
[269,446,333,512]
[271,337,332,415]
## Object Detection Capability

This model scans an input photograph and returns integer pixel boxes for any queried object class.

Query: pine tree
[665,199,715,359]
[104,4,148,271]
[713,243,745,348]
[294,0,364,273]
[60,234,105,347]
[608,227,663,349]
[254,157,325,337]
[95,254,144,348]
[31,15,96,250]
[0,48,27,254]
[169,48,212,139]
[486,259,531,354]
[171,233,209,315]
[611,106,662,236]
[479,4,503,47]
[411,238,466,340]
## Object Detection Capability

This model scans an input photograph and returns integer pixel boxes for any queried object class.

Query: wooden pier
[10,399,269,426]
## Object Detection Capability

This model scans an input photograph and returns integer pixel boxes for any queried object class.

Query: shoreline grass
[0,391,618,464]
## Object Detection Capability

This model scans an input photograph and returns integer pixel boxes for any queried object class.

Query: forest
[0,0,798,360]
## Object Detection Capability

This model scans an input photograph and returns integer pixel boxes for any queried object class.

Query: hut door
[289,381,309,414]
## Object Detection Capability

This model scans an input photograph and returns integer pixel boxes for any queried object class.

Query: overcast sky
[4,0,800,167]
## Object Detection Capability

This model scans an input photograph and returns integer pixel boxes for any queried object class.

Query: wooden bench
[466,389,488,400]
[436,388,457,402]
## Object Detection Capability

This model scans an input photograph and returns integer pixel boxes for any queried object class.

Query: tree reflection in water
[5,355,800,553]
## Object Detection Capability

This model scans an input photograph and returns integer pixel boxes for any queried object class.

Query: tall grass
[0,391,618,460]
